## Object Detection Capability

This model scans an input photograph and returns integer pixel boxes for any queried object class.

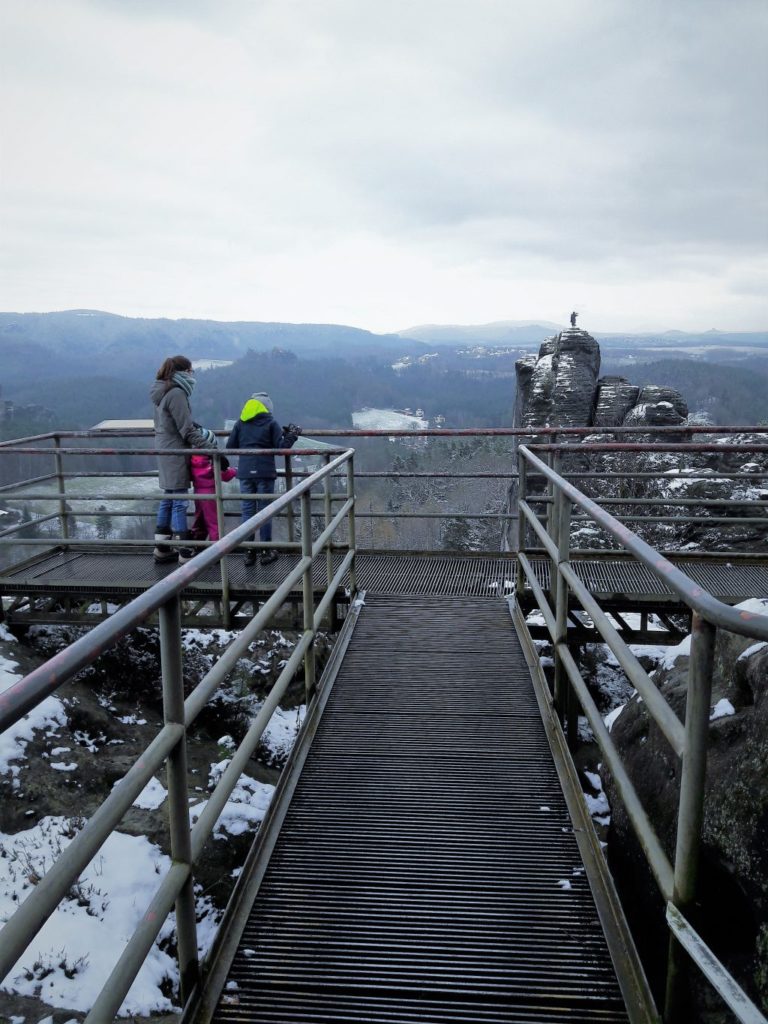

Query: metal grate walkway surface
[2,546,766,603]
[528,556,768,603]
[211,596,630,1024]
[0,549,517,599]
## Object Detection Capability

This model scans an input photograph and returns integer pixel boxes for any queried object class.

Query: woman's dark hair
[156,355,192,381]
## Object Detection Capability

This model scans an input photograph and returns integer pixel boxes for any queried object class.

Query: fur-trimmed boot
[174,530,195,563]
[153,528,178,563]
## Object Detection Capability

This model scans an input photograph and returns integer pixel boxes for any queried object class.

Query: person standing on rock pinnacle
[570,311,578,327]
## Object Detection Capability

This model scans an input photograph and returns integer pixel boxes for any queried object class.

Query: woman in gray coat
[150,354,217,563]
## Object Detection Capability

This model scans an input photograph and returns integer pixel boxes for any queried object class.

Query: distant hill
[0,310,415,385]
[1,310,766,431]
[398,319,768,356]
[398,320,563,345]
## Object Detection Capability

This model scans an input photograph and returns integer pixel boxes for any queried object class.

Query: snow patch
[0,653,67,787]
[604,704,626,732]
[0,817,219,1015]
[734,598,768,617]
[189,763,275,838]
[710,699,735,721]
[182,628,238,651]
[112,775,168,810]
[658,635,692,669]
[261,705,305,763]
[738,641,768,662]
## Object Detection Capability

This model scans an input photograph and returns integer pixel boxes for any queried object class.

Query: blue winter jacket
[226,398,296,480]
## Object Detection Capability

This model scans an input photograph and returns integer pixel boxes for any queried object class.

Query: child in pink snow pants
[190,454,236,542]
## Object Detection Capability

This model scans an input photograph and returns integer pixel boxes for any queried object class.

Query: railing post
[664,613,716,1022]
[323,454,333,610]
[300,490,316,701]
[552,460,571,728]
[53,435,69,540]
[346,455,358,597]
[544,434,559,540]
[516,448,527,595]
[285,454,295,544]
[548,451,562,609]
[158,595,200,1003]
[545,448,556,539]
[212,455,231,629]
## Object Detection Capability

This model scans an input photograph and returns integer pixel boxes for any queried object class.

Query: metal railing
[515,442,768,1023]
[0,429,517,560]
[0,450,357,1021]
[1,427,767,562]
[1,426,767,1019]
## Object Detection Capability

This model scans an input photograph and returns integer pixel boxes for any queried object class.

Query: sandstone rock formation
[515,326,601,429]
[514,325,688,433]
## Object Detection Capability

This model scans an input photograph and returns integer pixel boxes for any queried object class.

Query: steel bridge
[0,427,767,1023]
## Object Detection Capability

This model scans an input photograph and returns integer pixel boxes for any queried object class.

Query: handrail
[3,429,768,560]
[0,449,357,1018]
[665,905,768,1024]
[516,443,768,1022]
[519,445,768,641]
[0,448,353,732]
[0,445,347,456]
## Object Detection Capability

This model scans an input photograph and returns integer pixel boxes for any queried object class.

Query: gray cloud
[1,0,766,331]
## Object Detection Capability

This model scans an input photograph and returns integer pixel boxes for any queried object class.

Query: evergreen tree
[95,505,113,540]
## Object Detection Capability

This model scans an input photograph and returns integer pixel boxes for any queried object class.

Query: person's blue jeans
[240,477,275,542]
[156,490,189,533]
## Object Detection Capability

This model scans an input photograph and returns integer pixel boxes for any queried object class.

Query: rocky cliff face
[603,608,768,1016]
[514,326,689,433]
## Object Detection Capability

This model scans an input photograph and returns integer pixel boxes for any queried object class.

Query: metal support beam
[665,614,717,1022]
[300,491,316,701]
[159,596,200,1004]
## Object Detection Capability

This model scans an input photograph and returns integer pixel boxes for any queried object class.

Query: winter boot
[175,531,196,563]
[153,529,178,564]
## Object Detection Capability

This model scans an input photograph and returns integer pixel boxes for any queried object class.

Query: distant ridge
[398,321,563,345]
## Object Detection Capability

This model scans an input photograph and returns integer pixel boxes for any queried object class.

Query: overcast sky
[1,0,766,333]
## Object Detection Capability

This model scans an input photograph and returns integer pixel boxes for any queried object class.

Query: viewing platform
[0,426,767,1024]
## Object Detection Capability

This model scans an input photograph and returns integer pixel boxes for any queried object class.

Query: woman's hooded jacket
[150,379,216,490]
[226,394,297,480]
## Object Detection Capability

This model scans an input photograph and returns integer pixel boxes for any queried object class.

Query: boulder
[636,385,689,419]
[602,617,768,1016]
[594,376,640,427]
[623,401,687,429]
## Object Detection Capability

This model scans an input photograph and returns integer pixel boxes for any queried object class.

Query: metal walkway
[2,546,766,602]
[0,549,517,600]
[203,595,642,1024]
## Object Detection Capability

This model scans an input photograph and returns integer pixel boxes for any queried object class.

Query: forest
[2,310,767,433]
[4,345,768,438]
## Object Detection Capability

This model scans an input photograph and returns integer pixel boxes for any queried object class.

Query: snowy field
[352,407,429,431]
[191,359,234,371]
[2,475,156,520]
